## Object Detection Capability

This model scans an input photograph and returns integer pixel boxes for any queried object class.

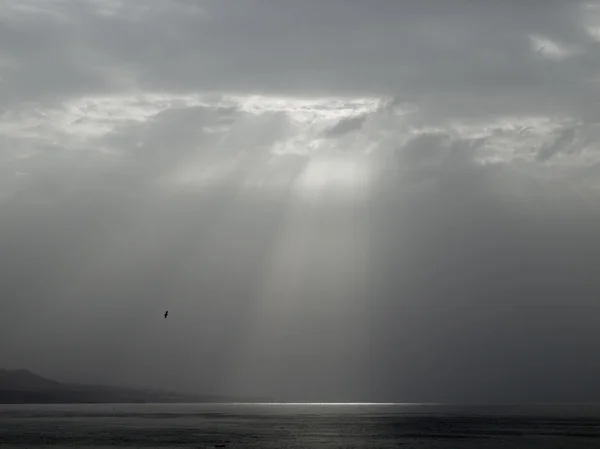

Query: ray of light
[223,155,373,399]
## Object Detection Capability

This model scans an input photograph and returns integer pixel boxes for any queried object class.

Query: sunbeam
[5,0,600,410]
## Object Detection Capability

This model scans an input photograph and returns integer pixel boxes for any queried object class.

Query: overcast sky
[3,0,600,403]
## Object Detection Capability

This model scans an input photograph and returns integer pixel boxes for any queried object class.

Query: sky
[3,0,600,403]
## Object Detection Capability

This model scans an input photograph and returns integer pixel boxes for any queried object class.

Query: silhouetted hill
[0,369,266,404]
[0,369,61,390]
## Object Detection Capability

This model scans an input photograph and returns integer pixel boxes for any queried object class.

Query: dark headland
[0,369,265,404]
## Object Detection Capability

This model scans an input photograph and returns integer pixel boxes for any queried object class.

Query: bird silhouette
[164,310,169,319]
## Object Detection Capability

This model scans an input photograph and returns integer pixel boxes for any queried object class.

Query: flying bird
[164,310,169,319]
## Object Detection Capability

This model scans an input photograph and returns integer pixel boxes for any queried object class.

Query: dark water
[2,403,600,448]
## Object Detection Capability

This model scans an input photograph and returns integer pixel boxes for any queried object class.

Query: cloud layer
[3,0,600,402]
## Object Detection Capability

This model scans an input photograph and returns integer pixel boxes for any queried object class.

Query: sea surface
[2,403,600,448]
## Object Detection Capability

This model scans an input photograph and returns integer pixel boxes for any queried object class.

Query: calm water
[2,403,600,448]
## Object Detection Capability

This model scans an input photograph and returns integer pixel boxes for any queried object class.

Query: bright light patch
[161,94,382,192]
[294,156,371,197]
[529,34,578,61]
[223,95,382,123]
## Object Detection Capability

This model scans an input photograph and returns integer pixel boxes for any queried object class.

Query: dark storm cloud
[3,0,600,402]
[1,0,599,110]
[324,115,368,138]
[536,127,578,161]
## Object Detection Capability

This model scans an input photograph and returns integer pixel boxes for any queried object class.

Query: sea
[2,403,600,448]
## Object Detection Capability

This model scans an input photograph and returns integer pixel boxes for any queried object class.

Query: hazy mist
[3,0,600,403]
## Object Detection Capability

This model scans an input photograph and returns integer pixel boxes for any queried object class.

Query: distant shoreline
[0,369,267,404]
